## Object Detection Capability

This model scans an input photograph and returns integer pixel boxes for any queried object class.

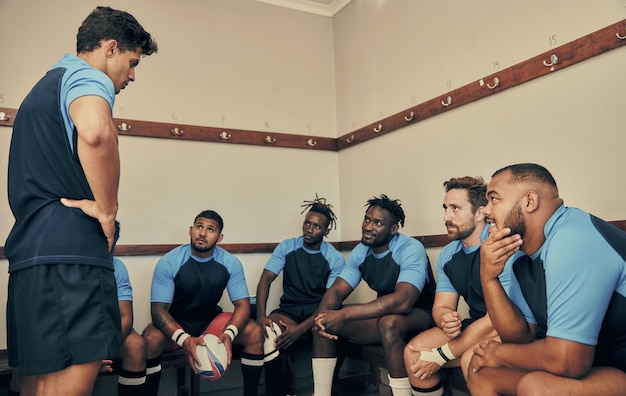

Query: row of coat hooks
[2,20,626,151]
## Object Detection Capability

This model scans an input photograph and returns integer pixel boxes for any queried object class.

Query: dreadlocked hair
[365,194,405,228]
[300,194,337,230]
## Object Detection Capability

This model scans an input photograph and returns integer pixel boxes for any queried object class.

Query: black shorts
[271,303,319,323]
[7,264,122,375]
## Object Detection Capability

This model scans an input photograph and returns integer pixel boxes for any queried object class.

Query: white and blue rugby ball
[195,333,229,381]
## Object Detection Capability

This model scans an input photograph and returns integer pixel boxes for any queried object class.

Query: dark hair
[492,163,558,190]
[300,194,337,230]
[76,6,158,55]
[365,194,405,228]
[444,176,488,212]
[194,210,224,232]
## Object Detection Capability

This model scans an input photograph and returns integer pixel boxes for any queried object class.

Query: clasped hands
[313,310,344,340]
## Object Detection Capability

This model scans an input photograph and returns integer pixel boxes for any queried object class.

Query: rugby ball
[195,334,229,381]
[263,322,282,362]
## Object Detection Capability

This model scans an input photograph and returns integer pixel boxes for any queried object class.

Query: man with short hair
[468,163,626,396]
[5,7,157,395]
[256,195,345,396]
[404,176,516,396]
[312,195,436,396]
[142,210,265,396]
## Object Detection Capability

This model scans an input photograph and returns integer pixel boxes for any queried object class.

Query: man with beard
[403,176,517,396]
[255,195,345,396]
[312,195,436,396]
[468,163,626,396]
[141,210,265,396]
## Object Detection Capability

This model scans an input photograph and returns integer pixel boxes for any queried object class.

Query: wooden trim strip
[2,19,625,151]
[1,220,624,259]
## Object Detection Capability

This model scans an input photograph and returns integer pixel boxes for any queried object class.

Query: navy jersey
[264,236,344,307]
[6,54,116,272]
[508,206,626,370]
[151,244,249,336]
[340,233,435,310]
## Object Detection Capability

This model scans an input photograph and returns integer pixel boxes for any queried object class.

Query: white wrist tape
[419,343,456,366]
[171,329,184,343]
[176,333,191,347]
[224,324,239,341]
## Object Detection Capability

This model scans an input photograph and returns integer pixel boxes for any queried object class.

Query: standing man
[142,210,265,396]
[256,195,345,396]
[403,176,516,396]
[5,7,157,396]
[468,163,626,395]
[313,195,436,396]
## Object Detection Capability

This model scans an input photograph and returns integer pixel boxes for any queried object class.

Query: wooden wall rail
[1,19,625,150]
[0,220,624,259]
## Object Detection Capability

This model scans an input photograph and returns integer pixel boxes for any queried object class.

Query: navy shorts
[7,264,122,375]
[271,303,319,323]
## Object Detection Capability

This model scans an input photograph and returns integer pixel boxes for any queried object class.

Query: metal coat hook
[306,138,317,147]
[346,134,355,144]
[265,135,276,144]
[617,31,626,40]
[0,112,9,122]
[404,111,414,122]
[117,122,131,132]
[441,96,452,107]
[171,127,184,136]
[373,124,383,133]
[487,77,500,89]
[219,131,231,140]
[543,54,558,67]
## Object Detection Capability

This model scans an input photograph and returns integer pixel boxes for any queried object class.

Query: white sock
[388,375,412,396]
[312,357,337,396]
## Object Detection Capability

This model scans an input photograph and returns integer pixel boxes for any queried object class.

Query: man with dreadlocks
[256,195,345,396]
[312,195,436,396]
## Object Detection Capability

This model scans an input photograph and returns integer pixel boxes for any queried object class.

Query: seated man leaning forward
[404,176,517,396]
[142,210,265,396]
[256,195,345,396]
[313,194,436,396]
[468,163,626,396]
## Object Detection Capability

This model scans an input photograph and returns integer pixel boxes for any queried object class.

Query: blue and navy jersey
[264,236,345,307]
[113,257,133,302]
[6,54,116,272]
[436,225,516,321]
[508,205,626,369]
[339,233,435,310]
[151,244,249,336]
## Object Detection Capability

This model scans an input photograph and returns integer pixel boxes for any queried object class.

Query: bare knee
[377,315,404,347]
[517,372,552,396]
[239,319,263,354]
[121,331,146,369]
[142,324,167,358]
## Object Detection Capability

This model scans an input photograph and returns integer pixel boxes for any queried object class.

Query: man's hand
[100,359,114,373]
[314,311,340,340]
[275,320,303,350]
[480,226,522,282]
[217,332,234,365]
[182,336,206,374]
[440,312,462,339]
[471,339,503,373]
[60,197,116,251]
[406,344,444,380]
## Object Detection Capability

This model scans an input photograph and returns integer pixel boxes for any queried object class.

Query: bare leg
[466,366,525,396]
[517,367,626,396]
[21,361,101,396]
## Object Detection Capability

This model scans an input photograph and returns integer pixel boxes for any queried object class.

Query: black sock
[264,352,288,396]
[118,368,147,396]
[241,352,264,396]
[144,357,162,396]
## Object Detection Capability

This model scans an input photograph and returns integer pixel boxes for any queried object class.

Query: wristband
[438,343,456,361]
[171,329,184,343]
[224,324,239,341]
[419,343,456,367]
[176,332,191,347]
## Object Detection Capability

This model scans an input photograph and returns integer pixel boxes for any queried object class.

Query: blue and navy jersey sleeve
[54,54,115,152]
[435,241,462,293]
[394,234,429,291]
[214,247,250,302]
[508,265,537,325]
[264,237,298,275]
[321,241,345,288]
[339,243,369,289]
[151,244,190,303]
[113,257,133,302]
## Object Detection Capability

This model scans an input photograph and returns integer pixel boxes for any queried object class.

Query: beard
[191,239,216,253]
[504,203,527,238]
[446,219,476,241]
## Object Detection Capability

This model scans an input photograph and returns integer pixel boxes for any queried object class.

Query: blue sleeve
[339,244,367,289]
[150,245,187,303]
[395,235,429,292]
[322,242,346,288]
[113,257,133,302]
[264,238,295,275]
[220,249,250,302]
[435,242,458,293]
[507,264,537,325]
